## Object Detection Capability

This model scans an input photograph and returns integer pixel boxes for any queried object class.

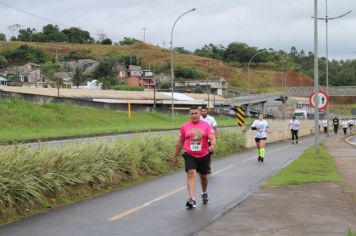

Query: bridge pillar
[261,102,266,116]
[281,96,288,119]
[246,104,251,117]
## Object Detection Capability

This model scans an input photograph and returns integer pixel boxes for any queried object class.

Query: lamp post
[170,8,196,120]
[314,0,351,137]
[247,50,265,117]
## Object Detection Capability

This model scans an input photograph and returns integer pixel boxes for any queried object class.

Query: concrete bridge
[226,92,288,116]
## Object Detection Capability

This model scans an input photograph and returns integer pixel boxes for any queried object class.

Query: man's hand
[208,144,216,153]
[171,155,179,167]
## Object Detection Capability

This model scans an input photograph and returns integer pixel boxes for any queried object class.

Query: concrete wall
[244,119,315,148]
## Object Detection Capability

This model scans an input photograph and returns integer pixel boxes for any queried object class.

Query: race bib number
[190,142,202,152]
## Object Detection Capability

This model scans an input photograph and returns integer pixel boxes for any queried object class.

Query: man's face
[200,109,208,117]
[190,109,201,123]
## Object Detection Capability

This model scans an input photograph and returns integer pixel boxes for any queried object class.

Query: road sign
[309,90,329,110]
[237,107,245,126]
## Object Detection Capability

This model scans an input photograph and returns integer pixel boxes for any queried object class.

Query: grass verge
[0,98,238,143]
[264,144,341,187]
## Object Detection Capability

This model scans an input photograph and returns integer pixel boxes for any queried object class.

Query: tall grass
[0,98,237,143]
[0,129,245,223]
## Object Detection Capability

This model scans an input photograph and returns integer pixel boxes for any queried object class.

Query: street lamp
[170,8,196,120]
[313,0,351,137]
[247,50,266,117]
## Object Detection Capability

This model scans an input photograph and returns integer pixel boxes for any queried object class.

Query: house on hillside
[16,63,43,86]
[0,75,7,86]
[54,72,73,88]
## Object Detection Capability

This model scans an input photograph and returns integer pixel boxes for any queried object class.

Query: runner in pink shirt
[172,106,216,209]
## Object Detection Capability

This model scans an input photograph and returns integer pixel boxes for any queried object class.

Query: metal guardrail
[287,86,356,96]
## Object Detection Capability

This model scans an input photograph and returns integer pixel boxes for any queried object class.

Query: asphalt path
[0,136,314,236]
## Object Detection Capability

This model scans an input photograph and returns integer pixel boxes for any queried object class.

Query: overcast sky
[1,0,356,60]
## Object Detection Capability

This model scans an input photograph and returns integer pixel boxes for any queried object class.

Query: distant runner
[172,106,216,209]
[289,116,300,144]
[200,106,218,174]
[322,119,328,135]
[333,116,339,135]
[342,118,348,136]
[251,113,269,162]
[348,119,354,134]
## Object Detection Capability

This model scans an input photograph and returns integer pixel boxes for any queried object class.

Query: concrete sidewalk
[197,134,356,236]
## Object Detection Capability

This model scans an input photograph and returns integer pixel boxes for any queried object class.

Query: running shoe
[258,156,261,162]
[296,140,298,144]
[260,157,264,162]
[186,198,196,209]
[201,193,209,204]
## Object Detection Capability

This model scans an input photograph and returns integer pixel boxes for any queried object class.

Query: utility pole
[314,0,351,137]
[314,0,320,154]
[142,27,146,43]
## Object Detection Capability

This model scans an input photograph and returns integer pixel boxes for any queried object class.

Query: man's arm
[208,134,216,153]
[213,126,218,139]
[172,138,184,167]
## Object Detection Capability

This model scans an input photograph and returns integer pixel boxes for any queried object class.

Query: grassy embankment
[264,144,341,187]
[0,127,245,224]
[0,98,237,143]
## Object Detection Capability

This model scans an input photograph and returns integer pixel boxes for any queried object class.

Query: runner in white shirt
[322,119,328,135]
[348,119,354,134]
[289,116,300,144]
[200,106,218,173]
[342,119,348,136]
[251,113,269,162]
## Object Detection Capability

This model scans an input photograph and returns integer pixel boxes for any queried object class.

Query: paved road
[0,136,314,236]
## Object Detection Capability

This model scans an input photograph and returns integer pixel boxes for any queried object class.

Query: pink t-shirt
[180,120,212,158]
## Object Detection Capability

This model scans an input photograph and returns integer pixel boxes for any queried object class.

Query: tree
[71,66,86,88]
[41,62,61,96]
[119,37,139,45]
[43,24,67,42]
[101,38,112,45]
[0,33,6,41]
[17,28,36,41]
[0,55,7,69]
[62,27,94,43]
[174,47,191,54]
[92,58,117,89]
[1,44,47,64]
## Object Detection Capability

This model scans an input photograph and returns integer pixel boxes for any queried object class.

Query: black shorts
[349,124,354,128]
[183,152,210,175]
[255,137,267,143]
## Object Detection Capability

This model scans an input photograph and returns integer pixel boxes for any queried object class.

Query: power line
[0,1,68,28]
[0,1,126,43]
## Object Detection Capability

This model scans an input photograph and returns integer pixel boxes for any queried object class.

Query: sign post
[309,89,329,110]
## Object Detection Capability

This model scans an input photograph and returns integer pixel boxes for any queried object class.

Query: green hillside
[0,41,313,93]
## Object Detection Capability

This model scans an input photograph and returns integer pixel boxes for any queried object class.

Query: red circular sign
[309,89,329,110]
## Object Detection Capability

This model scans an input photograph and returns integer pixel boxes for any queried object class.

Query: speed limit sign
[309,90,329,110]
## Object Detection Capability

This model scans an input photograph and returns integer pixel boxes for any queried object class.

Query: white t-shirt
[342,120,348,128]
[289,119,300,130]
[322,120,328,128]
[251,119,269,138]
[200,115,217,134]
